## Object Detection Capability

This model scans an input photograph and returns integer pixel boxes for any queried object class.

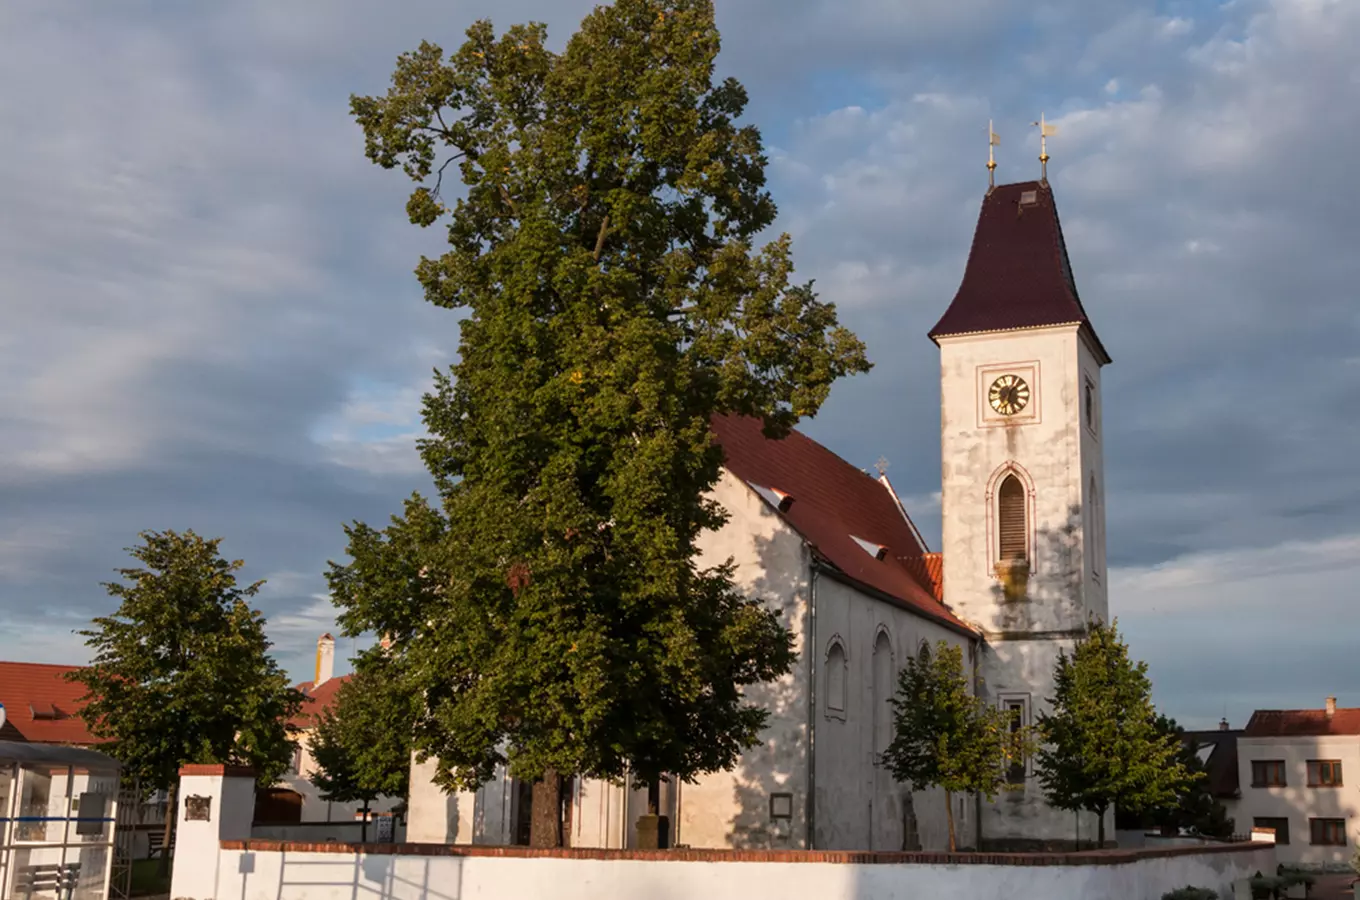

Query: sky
[1,0,1356,731]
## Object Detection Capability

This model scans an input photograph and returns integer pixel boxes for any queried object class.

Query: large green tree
[333,0,868,845]
[70,530,303,871]
[882,641,1030,851]
[1036,619,1194,847]
[308,655,419,842]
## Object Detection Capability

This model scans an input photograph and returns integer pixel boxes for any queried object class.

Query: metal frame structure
[0,743,122,900]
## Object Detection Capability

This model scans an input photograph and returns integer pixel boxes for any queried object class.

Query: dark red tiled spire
[929,181,1110,363]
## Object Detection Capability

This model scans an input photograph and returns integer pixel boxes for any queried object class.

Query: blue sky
[1,0,1357,730]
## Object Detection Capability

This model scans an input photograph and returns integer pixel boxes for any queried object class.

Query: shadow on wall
[723,529,809,851]
[240,850,467,900]
[987,503,1085,624]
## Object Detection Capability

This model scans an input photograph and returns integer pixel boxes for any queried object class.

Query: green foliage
[882,641,1032,851]
[308,654,420,809]
[1036,618,1194,846]
[336,0,868,804]
[1161,888,1219,900]
[69,530,304,790]
[1156,715,1235,839]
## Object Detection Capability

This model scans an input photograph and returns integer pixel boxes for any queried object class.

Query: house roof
[1182,729,1243,799]
[289,675,351,730]
[929,180,1110,364]
[1244,708,1360,737]
[0,661,100,745]
[711,415,974,636]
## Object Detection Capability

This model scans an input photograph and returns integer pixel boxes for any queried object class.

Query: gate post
[168,765,255,900]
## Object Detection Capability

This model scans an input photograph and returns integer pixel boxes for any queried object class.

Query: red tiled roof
[1244,708,1360,737]
[930,181,1110,363]
[0,661,100,745]
[288,675,351,730]
[899,553,944,602]
[711,416,974,636]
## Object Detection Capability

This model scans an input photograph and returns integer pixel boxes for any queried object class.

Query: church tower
[930,180,1111,849]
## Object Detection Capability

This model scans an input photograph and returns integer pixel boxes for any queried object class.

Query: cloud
[0,0,1354,729]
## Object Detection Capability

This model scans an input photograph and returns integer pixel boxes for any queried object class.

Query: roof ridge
[0,660,84,670]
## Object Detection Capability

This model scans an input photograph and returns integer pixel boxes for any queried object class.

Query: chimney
[1326,696,1336,719]
[315,633,335,686]
[1219,718,1230,732]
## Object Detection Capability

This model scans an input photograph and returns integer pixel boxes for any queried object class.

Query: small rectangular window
[1308,760,1343,787]
[1254,817,1290,845]
[1019,190,1038,206]
[1310,818,1347,846]
[1251,760,1287,787]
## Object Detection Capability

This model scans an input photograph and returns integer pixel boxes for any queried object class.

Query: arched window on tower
[1089,475,1102,576]
[997,474,1028,563]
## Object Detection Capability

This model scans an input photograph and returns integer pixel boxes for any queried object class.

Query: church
[405,177,1113,853]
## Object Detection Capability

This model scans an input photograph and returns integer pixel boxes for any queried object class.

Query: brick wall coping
[220,840,1266,867]
[179,764,256,778]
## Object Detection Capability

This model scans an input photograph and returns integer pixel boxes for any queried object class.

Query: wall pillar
[168,764,256,900]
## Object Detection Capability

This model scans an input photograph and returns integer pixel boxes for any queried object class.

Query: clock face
[989,374,1031,416]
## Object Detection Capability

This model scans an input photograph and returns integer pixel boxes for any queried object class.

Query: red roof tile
[289,675,351,730]
[1244,708,1360,737]
[711,416,974,636]
[930,181,1110,363]
[0,661,100,745]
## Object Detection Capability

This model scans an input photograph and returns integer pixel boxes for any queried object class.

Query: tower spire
[1031,113,1058,181]
[987,120,1000,189]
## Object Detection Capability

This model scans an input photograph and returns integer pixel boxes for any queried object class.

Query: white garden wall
[200,842,1274,900]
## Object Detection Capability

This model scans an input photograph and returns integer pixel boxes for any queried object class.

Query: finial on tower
[987,120,1000,189]
[1031,113,1058,181]
[875,456,890,478]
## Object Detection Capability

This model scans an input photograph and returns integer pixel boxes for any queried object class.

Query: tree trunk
[361,801,370,844]
[1096,804,1107,848]
[156,782,176,879]
[944,789,956,852]
[529,771,564,848]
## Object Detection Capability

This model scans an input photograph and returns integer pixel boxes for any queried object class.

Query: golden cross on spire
[875,456,890,478]
[1031,113,1059,181]
[987,120,1001,188]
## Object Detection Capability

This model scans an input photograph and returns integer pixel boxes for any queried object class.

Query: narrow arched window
[1089,475,1102,576]
[998,474,1027,562]
[825,640,847,715]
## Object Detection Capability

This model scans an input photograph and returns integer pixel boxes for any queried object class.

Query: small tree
[1036,618,1194,847]
[307,654,419,842]
[70,530,304,874]
[882,641,1030,851]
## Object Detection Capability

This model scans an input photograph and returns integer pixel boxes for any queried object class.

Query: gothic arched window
[997,474,1028,563]
[825,638,847,716]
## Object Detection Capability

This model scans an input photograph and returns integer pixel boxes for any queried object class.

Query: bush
[1162,887,1218,900]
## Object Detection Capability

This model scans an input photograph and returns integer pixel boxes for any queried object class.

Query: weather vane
[987,120,1000,189]
[875,456,890,478]
[1031,113,1058,181]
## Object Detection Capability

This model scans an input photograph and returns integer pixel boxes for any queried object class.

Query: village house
[406,178,1114,852]
[1229,699,1359,870]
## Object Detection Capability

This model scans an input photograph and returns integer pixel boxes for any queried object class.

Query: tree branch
[431,153,467,200]
[500,184,518,215]
[593,215,611,261]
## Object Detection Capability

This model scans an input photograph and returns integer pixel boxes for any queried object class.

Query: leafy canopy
[883,640,1030,850]
[308,655,419,808]
[69,530,304,789]
[1036,618,1194,845]
[334,0,869,794]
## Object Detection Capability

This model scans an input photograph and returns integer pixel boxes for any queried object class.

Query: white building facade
[1235,700,1360,870]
